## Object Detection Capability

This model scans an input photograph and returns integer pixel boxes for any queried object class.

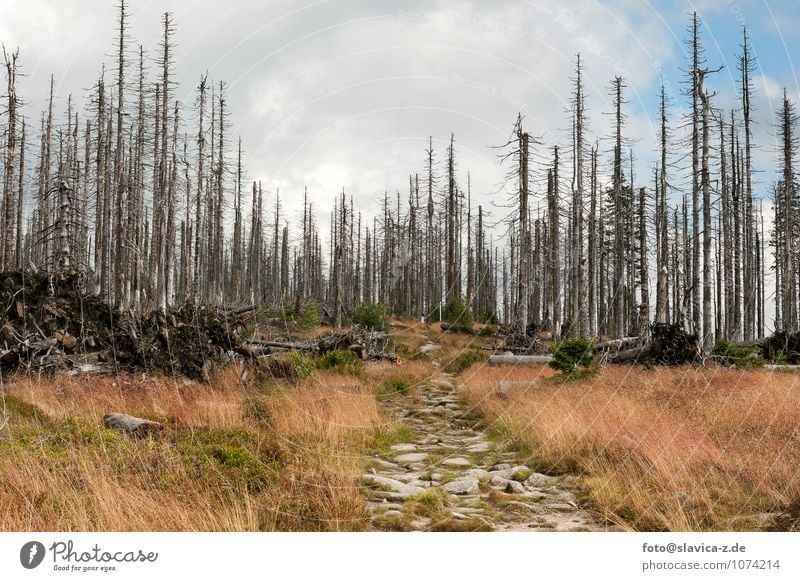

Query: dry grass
[460,364,800,531]
[0,363,395,531]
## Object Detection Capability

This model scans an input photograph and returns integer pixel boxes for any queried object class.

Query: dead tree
[1,46,19,271]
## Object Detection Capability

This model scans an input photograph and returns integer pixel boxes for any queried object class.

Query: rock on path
[363,372,610,532]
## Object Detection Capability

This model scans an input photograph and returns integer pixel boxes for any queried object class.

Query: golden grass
[0,363,394,531]
[460,364,800,531]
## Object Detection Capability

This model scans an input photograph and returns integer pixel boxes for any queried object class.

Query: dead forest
[0,5,798,371]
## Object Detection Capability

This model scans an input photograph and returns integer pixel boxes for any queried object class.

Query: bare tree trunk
[612,77,625,338]
[588,146,598,335]
[573,57,588,338]
[1,47,18,271]
[656,84,670,323]
[14,119,25,269]
[700,76,714,350]
[516,117,529,333]
[690,12,702,339]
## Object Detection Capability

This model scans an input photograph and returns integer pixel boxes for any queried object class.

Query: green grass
[315,350,364,376]
[371,425,415,454]
[378,378,411,396]
[443,350,488,374]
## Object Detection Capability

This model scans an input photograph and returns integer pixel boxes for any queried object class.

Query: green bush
[712,339,763,367]
[426,304,443,323]
[379,378,411,395]
[315,350,364,376]
[549,337,596,376]
[443,350,487,374]
[351,303,390,332]
[443,298,474,334]
[288,350,315,377]
[298,302,321,328]
[477,325,496,337]
[477,309,498,325]
[251,351,314,385]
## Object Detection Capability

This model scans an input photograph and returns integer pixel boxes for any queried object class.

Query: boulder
[394,452,429,464]
[441,457,472,468]
[102,413,164,438]
[443,477,480,495]
[362,475,425,499]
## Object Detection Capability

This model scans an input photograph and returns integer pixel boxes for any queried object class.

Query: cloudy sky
[0,0,798,230]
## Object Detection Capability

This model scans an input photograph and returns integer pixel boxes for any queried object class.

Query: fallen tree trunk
[243,338,312,351]
[595,336,639,351]
[607,346,648,363]
[489,354,553,366]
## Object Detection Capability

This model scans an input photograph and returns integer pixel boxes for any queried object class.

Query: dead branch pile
[494,330,548,355]
[0,271,246,380]
[607,322,698,365]
[243,330,397,362]
[761,332,800,364]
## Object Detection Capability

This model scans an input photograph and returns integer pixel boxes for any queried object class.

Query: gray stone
[505,480,526,494]
[443,477,480,495]
[103,413,164,438]
[394,452,429,464]
[408,480,434,488]
[546,503,577,513]
[488,468,514,479]
[362,474,425,499]
[466,441,492,453]
[525,472,559,488]
[441,457,472,468]
[390,443,417,453]
[511,466,532,481]
[490,475,511,488]
[463,468,489,479]
[419,343,441,353]
[456,506,485,514]
[431,378,455,389]
[370,458,403,471]
[489,463,512,472]
[429,472,444,482]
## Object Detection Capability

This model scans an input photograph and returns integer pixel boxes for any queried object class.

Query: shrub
[315,350,364,376]
[443,350,487,374]
[712,339,763,367]
[378,378,410,396]
[298,302,321,328]
[477,325,496,337]
[350,303,389,332]
[252,351,313,385]
[477,309,498,325]
[443,298,473,334]
[288,350,315,377]
[549,337,596,376]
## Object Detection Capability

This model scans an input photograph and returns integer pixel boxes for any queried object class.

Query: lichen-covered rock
[102,413,164,438]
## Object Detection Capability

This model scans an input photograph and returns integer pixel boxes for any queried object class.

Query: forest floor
[0,317,798,531]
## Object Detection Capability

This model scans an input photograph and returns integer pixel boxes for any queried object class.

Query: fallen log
[103,413,165,438]
[489,354,553,366]
[595,336,640,351]
[607,345,648,363]
[243,338,312,351]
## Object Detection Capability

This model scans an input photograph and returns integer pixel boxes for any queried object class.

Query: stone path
[362,372,609,531]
